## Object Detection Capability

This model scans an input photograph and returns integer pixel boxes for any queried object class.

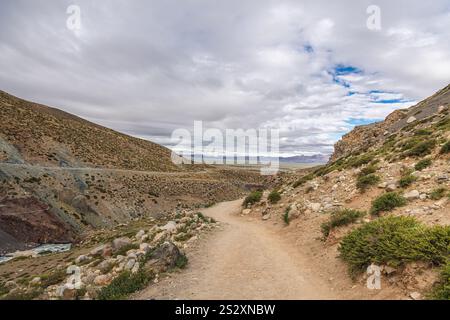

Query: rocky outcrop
[330,84,450,162]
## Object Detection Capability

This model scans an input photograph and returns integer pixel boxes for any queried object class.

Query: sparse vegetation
[292,173,314,188]
[430,187,447,200]
[431,261,450,300]
[370,192,407,215]
[268,190,281,204]
[175,253,188,269]
[339,216,450,274]
[356,174,380,192]
[321,209,366,238]
[97,270,153,300]
[242,191,263,207]
[283,206,291,225]
[40,269,67,287]
[0,282,9,296]
[415,158,432,171]
[398,173,417,188]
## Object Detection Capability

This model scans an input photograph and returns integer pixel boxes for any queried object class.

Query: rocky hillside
[0,91,270,255]
[331,84,450,161]
[241,83,450,299]
[0,90,179,172]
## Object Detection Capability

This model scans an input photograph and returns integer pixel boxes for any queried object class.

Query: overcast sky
[1,0,449,157]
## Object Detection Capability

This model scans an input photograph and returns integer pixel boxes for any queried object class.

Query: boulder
[93,274,112,286]
[160,221,177,233]
[112,237,132,251]
[406,116,416,124]
[144,241,182,273]
[404,190,420,200]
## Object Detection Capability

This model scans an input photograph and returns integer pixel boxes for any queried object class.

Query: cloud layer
[1,0,449,156]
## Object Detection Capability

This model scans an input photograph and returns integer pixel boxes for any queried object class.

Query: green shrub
[405,140,436,157]
[1,288,43,300]
[370,192,407,215]
[430,188,447,200]
[321,209,366,237]
[292,173,314,188]
[398,174,417,188]
[283,206,291,225]
[356,174,380,191]
[0,282,9,296]
[40,269,67,287]
[175,254,188,269]
[339,216,450,274]
[358,165,378,177]
[268,190,281,204]
[431,261,450,300]
[415,158,432,171]
[97,270,153,300]
[440,141,450,154]
[242,191,262,207]
[348,154,373,168]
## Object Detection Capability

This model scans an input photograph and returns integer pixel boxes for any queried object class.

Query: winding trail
[135,199,339,300]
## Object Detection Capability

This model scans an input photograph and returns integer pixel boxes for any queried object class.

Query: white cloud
[0,0,449,156]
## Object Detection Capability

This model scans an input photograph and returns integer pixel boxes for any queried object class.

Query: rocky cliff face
[330,84,450,162]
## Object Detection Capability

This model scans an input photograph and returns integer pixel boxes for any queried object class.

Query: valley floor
[134,200,401,300]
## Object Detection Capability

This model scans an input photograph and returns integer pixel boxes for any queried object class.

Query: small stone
[30,277,41,285]
[262,213,271,220]
[75,255,89,264]
[406,116,416,124]
[404,190,420,200]
[242,209,251,215]
[125,259,136,270]
[409,292,422,300]
[139,243,151,254]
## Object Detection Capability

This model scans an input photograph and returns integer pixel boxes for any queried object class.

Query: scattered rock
[160,221,177,233]
[75,255,89,264]
[93,274,112,286]
[144,241,182,273]
[406,116,416,124]
[404,190,420,200]
[262,213,271,220]
[409,291,422,300]
[112,237,132,251]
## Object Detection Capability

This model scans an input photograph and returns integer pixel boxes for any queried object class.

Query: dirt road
[135,199,339,300]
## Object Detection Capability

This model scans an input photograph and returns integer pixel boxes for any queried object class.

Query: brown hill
[0,90,179,172]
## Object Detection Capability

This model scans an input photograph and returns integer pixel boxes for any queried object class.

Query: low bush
[292,173,314,188]
[356,174,380,192]
[405,140,436,157]
[430,187,447,200]
[431,261,450,300]
[321,209,366,238]
[358,165,378,177]
[415,158,432,171]
[283,206,291,225]
[339,216,450,274]
[175,254,189,269]
[97,270,153,300]
[370,192,407,215]
[242,191,262,207]
[268,190,281,204]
